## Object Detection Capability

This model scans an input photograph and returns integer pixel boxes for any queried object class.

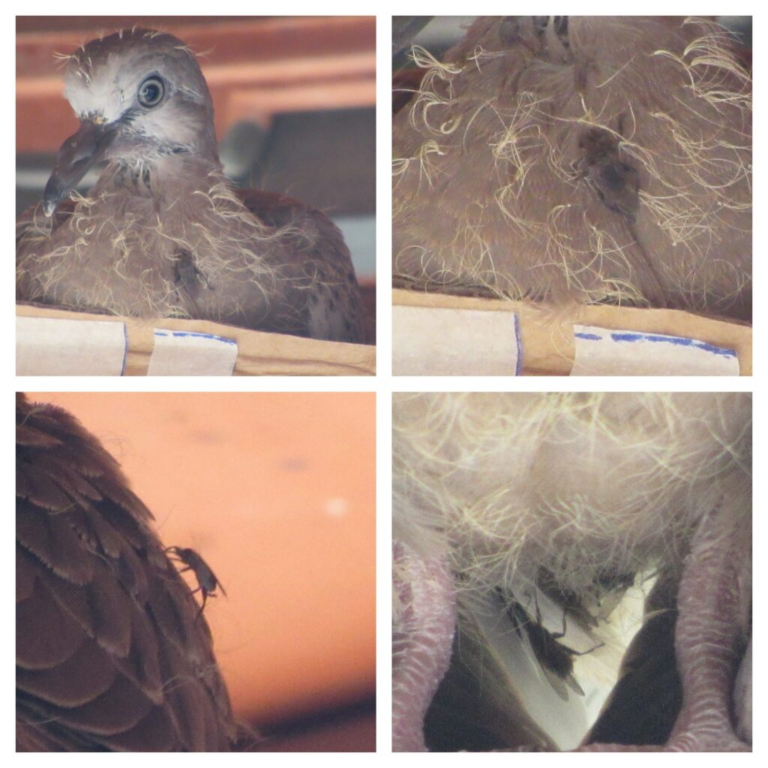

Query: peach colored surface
[29,392,376,727]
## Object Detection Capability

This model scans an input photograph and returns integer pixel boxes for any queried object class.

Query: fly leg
[553,612,604,656]
[188,585,212,621]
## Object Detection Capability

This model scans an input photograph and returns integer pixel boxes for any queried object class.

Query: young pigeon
[17,29,367,343]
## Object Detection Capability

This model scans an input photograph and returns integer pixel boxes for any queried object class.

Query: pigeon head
[44,29,217,215]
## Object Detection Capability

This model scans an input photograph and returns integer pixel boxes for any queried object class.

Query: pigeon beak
[43,118,117,216]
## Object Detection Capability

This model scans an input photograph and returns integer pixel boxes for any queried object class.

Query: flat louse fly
[497,588,604,700]
[165,546,227,619]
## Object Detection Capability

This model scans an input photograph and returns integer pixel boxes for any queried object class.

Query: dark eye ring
[138,76,165,108]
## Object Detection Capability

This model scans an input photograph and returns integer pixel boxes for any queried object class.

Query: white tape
[571,325,739,376]
[148,329,238,376]
[16,316,127,375]
[393,305,521,376]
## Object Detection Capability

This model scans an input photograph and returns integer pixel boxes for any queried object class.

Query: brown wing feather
[16,394,236,751]
[18,194,370,343]
[238,189,369,343]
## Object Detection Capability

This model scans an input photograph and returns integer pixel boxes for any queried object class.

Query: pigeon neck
[98,152,226,198]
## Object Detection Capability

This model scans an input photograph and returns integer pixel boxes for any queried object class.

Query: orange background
[27,392,376,731]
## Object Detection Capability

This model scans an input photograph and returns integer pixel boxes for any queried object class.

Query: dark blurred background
[393,15,751,68]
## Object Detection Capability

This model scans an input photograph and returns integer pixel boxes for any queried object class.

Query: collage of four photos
[15,13,753,754]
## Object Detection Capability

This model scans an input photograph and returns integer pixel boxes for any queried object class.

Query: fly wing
[426,589,589,751]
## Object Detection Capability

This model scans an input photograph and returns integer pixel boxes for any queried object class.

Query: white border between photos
[4,2,764,765]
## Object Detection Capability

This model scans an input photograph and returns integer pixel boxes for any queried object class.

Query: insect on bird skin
[498,590,604,700]
[392,392,752,752]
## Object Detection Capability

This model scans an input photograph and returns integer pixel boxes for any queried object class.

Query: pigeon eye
[138,76,165,108]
